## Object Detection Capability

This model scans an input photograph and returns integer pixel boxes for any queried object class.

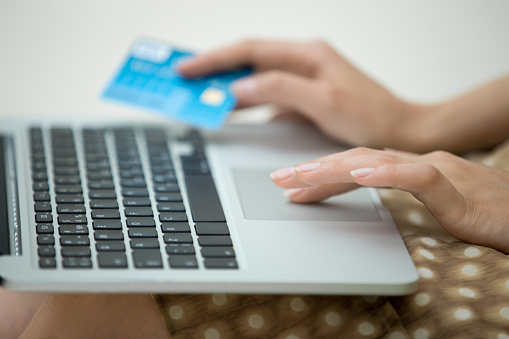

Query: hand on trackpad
[233,168,381,222]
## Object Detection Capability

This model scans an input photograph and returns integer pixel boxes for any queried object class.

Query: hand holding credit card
[102,37,252,129]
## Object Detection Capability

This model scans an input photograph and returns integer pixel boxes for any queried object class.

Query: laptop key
[89,199,118,209]
[132,249,163,268]
[39,258,57,268]
[61,246,91,257]
[60,235,90,246]
[184,175,226,222]
[59,224,89,235]
[98,252,128,268]
[160,222,190,233]
[124,207,153,217]
[159,212,188,222]
[34,201,52,212]
[126,217,155,227]
[37,235,55,245]
[168,255,198,269]
[56,194,84,203]
[96,240,125,251]
[204,258,238,269]
[198,236,233,247]
[128,227,157,238]
[155,193,182,202]
[58,214,87,224]
[122,188,149,197]
[166,244,195,255]
[36,223,54,234]
[89,189,116,199]
[163,233,193,244]
[123,197,151,206]
[63,257,92,268]
[94,230,124,240]
[195,222,230,235]
[130,238,160,249]
[201,247,236,258]
[38,246,56,257]
[92,210,120,219]
[157,202,185,212]
[34,192,51,201]
[92,219,122,230]
[57,204,85,214]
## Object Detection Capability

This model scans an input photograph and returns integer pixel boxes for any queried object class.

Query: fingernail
[284,188,305,198]
[231,78,256,98]
[270,167,295,181]
[350,168,375,178]
[295,162,320,173]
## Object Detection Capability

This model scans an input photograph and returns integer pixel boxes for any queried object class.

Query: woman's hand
[178,40,436,152]
[270,147,509,253]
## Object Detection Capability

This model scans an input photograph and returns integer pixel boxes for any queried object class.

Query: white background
[0,0,508,119]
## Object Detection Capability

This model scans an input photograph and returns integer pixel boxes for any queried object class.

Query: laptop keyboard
[29,126,238,270]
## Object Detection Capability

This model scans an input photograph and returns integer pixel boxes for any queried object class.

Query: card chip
[200,88,226,107]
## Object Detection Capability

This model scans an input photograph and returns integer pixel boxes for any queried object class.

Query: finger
[284,182,359,203]
[177,40,318,78]
[270,148,394,189]
[231,71,329,118]
[351,163,467,221]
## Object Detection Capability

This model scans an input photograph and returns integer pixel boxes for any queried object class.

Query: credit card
[102,37,252,129]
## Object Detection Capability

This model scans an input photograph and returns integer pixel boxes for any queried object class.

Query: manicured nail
[231,78,256,98]
[295,162,320,173]
[270,167,295,181]
[350,168,375,178]
[284,188,305,198]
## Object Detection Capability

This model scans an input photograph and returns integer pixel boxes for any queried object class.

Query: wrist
[388,100,444,153]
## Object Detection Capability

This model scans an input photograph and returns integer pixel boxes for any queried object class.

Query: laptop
[0,116,418,295]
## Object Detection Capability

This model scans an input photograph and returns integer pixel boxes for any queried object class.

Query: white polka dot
[414,293,430,306]
[417,267,434,279]
[204,328,220,339]
[498,334,509,339]
[500,307,509,320]
[408,210,424,225]
[454,308,472,320]
[169,305,183,320]
[363,296,378,303]
[461,265,479,277]
[464,247,480,257]
[212,294,227,306]
[358,322,375,336]
[325,311,341,326]
[505,280,509,289]
[286,335,300,339]
[249,314,265,329]
[290,297,306,312]
[419,249,435,260]
[390,331,406,339]
[414,328,429,339]
[421,237,437,246]
[459,288,476,298]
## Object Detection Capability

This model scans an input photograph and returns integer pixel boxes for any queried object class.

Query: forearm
[405,74,509,154]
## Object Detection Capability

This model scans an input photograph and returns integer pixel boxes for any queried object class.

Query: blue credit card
[102,37,252,129]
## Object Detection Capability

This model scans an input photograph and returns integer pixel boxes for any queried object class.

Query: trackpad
[233,168,381,222]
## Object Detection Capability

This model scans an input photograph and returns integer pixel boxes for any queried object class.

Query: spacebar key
[184,175,225,222]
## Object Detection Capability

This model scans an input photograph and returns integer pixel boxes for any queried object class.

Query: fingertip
[231,77,256,99]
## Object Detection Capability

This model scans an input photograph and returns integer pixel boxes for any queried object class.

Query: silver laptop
[0,116,418,295]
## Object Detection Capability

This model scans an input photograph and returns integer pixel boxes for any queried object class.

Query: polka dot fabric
[153,141,509,338]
